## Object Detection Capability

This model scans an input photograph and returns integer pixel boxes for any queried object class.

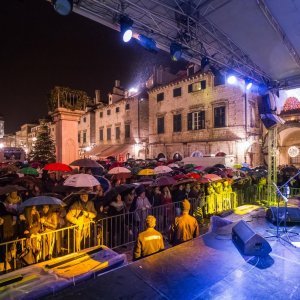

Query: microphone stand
[265,182,298,246]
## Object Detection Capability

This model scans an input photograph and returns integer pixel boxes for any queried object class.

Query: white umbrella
[168,163,180,168]
[154,166,173,174]
[108,167,131,175]
[63,174,100,187]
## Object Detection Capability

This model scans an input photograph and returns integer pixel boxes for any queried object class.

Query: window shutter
[188,84,193,93]
[201,80,206,90]
[187,112,193,130]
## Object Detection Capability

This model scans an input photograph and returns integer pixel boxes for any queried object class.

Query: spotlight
[170,42,182,61]
[245,78,253,90]
[52,0,73,16]
[120,16,133,43]
[227,75,237,85]
[137,35,158,53]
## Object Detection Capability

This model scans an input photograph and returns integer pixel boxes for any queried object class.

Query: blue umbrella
[94,176,111,194]
[20,196,66,210]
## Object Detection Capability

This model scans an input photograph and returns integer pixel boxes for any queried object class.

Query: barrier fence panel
[0,189,279,274]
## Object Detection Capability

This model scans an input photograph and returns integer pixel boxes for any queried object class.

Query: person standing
[66,190,97,251]
[133,215,164,260]
[170,199,200,245]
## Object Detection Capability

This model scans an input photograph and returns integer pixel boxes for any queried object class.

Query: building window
[157,92,164,102]
[107,128,111,141]
[83,117,86,123]
[125,124,130,138]
[125,103,130,110]
[99,128,103,141]
[83,131,87,143]
[250,104,256,128]
[187,66,194,76]
[78,132,81,143]
[99,111,103,118]
[188,80,206,93]
[173,114,182,132]
[107,109,111,116]
[115,127,120,140]
[173,87,182,97]
[214,106,226,128]
[116,107,120,113]
[187,111,205,130]
[157,117,165,134]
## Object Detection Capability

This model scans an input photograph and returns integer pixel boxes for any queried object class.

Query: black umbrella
[0,185,27,195]
[70,158,104,169]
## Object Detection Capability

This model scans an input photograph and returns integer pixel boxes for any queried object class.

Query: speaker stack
[266,207,300,224]
[232,220,272,256]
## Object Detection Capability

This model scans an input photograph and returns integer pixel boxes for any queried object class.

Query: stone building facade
[148,66,263,166]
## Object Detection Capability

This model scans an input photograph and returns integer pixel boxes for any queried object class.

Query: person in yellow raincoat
[66,190,97,251]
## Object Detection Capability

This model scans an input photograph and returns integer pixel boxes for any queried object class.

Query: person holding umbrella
[66,190,97,252]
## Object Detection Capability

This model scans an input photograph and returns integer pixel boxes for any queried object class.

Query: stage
[44,207,300,300]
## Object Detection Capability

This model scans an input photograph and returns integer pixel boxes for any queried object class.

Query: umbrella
[168,163,180,168]
[186,172,201,179]
[108,167,131,175]
[18,167,39,176]
[158,158,167,162]
[203,174,223,181]
[94,176,111,193]
[0,185,27,195]
[194,166,205,171]
[2,165,19,173]
[44,162,72,172]
[115,184,136,194]
[70,158,103,169]
[152,176,177,187]
[63,174,100,187]
[173,178,196,186]
[233,164,242,169]
[137,168,155,176]
[213,164,226,169]
[19,196,66,210]
[154,166,173,174]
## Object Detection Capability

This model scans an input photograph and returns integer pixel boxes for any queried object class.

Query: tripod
[265,182,299,246]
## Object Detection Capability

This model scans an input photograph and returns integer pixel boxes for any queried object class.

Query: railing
[0,193,240,274]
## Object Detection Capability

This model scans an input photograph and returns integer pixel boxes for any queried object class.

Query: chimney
[115,80,120,88]
[95,90,101,104]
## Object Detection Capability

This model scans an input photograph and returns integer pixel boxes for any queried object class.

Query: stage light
[170,42,182,61]
[227,75,237,85]
[120,16,133,43]
[245,78,253,90]
[137,35,158,53]
[52,0,73,16]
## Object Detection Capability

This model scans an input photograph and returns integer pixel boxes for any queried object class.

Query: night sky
[0,0,186,133]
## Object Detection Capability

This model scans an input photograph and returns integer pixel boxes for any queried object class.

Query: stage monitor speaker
[232,220,272,256]
[266,207,300,224]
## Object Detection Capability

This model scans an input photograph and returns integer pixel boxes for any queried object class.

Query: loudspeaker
[232,220,272,256]
[266,207,300,224]
[257,94,284,129]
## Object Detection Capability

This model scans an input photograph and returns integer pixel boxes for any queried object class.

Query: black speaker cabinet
[232,220,272,256]
[266,207,300,224]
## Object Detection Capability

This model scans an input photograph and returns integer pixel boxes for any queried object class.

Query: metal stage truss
[70,0,271,84]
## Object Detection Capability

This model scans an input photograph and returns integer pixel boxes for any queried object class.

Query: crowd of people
[3,158,295,269]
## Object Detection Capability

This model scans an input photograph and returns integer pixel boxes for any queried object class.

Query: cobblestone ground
[114,218,211,262]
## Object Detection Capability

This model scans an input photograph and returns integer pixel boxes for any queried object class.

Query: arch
[191,150,203,157]
[157,153,166,159]
[173,152,182,161]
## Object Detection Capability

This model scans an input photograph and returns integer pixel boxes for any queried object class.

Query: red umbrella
[203,174,223,181]
[186,172,201,179]
[44,162,72,172]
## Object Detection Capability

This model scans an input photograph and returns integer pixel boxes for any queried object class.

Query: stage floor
[44,208,300,300]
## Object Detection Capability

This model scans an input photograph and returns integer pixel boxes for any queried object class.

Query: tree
[29,124,56,164]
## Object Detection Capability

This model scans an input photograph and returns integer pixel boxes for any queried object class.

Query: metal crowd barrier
[0,190,254,274]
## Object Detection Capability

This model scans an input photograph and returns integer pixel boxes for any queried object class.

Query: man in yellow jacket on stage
[133,215,164,260]
[171,199,200,245]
